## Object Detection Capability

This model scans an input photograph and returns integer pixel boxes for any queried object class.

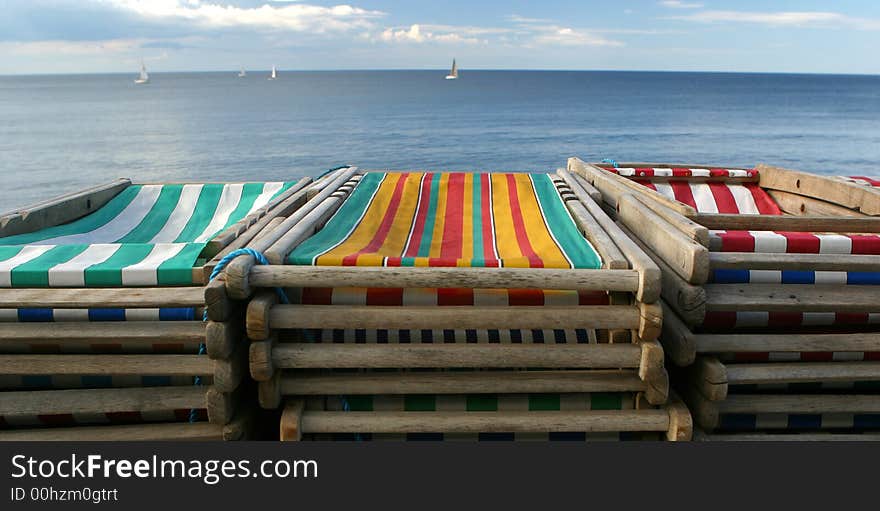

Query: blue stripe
[788,414,822,430]
[82,376,113,387]
[22,376,52,387]
[711,269,750,283]
[781,271,815,284]
[854,414,880,429]
[848,272,880,285]
[18,309,53,322]
[142,376,173,386]
[159,307,196,321]
[88,308,126,321]
[719,413,757,431]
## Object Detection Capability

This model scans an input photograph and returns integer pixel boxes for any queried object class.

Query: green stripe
[404,395,436,411]
[0,246,24,262]
[157,243,206,285]
[214,183,269,235]
[0,186,142,245]
[590,393,623,410]
[466,395,498,411]
[415,173,441,258]
[173,184,224,243]
[269,181,297,202]
[10,245,89,287]
[346,396,374,412]
[531,174,601,269]
[528,394,561,411]
[116,185,183,243]
[288,173,384,264]
[84,244,154,287]
[471,174,485,267]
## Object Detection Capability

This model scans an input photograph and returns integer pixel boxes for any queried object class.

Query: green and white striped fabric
[0,182,294,287]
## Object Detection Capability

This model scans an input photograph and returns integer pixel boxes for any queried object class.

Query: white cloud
[530,26,624,47]
[378,24,484,44]
[659,1,703,9]
[100,0,385,32]
[668,10,880,29]
[0,39,143,56]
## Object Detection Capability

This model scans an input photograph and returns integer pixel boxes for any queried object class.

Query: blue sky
[2,1,879,74]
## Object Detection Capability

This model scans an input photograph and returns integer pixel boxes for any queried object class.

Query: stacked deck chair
[0,176,315,441]
[221,167,691,441]
[569,157,880,441]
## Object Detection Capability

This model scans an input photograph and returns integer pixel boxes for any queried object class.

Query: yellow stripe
[513,174,570,268]
[364,172,423,266]
[427,173,449,259]
[458,173,474,267]
[317,173,402,266]
[489,174,525,266]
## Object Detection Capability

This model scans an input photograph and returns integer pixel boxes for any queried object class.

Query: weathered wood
[245,291,278,341]
[767,189,869,218]
[268,304,641,331]
[0,355,211,376]
[720,394,880,414]
[280,399,305,441]
[638,302,663,342]
[0,422,223,442]
[757,163,880,216]
[659,301,697,367]
[689,356,728,401]
[258,372,282,409]
[694,331,880,354]
[557,169,601,203]
[709,252,880,272]
[204,277,232,322]
[300,410,671,433]
[249,335,276,381]
[725,361,880,385]
[698,213,880,233]
[618,194,710,284]
[205,316,243,360]
[0,287,205,309]
[561,166,662,302]
[635,198,710,246]
[248,265,641,293]
[705,284,880,313]
[281,370,648,396]
[0,178,131,237]
[0,386,207,418]
[0,321,205,347]
[272,343,642,369]
[263,195,347,265]
[206,386,237,425]
[213,340,246,392]
[622,224,706,326]
[665,398,693,442]
[638,340,669,404]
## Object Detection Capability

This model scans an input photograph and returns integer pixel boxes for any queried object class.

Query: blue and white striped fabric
[710,269,880,285]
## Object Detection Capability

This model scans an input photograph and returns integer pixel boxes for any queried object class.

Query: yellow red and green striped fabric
[289,172,601,269]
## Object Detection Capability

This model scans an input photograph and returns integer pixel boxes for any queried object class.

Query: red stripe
[709,168,728,178]
[851,176,880,186]
[366,288,404,306]
[777,232,820,253]
[669,181,697,209]
[301,287,333,305]
[835,312,869,325]
[801,352,834,362]
[508,289,545,306]
[505,174,543,268]
[481,174,499,265]
[107,411,144,424]
[718,231,755,252]
[851,235,880,255]
[39,414,76,426]
[671,168,691,177]
[865,352,880,361]
[734,352,770,362]
[634,179,656,191]
[707,183,740,213]
[579,291,610,305]
[343,173,410,265]
[438,288,474,306]
[403,173,434,258]
[440,173,465,259]
[745,184,782,215]
[702,311,737,329]
[768,312,803,327]
[634,168,654,177]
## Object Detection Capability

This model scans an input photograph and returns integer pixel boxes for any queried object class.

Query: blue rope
[601,158,619,169]
[339,396,363,442]
[190,248,288,423]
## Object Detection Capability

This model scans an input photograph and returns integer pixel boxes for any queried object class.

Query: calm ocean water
[1,70,878,210]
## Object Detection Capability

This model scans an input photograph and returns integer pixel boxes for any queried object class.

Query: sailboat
[445,59,458,80]
[134,62,149,84]
[268,66,277,80]
[238,67,246,78]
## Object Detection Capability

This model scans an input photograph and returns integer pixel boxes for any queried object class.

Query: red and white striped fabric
[301,288,610,307]
[709,230,880,254]
[703,311,880,329]
[637,180,782,215]
[839,176,880,187]
[603,167,757,179]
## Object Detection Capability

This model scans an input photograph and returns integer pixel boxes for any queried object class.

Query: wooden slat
[757,163,880,216]
[0,287,205,308]
[301,410,670,433]
[0,321,205,343]
[768,189,869,218]
[281,370,646,395]
[695,331,880,353]
[709,252,880,272]
[0,355,211,376]
[696,213,880,232]
[719,394,880,414]
[0,179,131,237]
[268,304,640,331]
[272,343,642,369]
[725,362,880,385]
[705,284,879,312]
[249,266,640,292]
[0,422,222,442]
[0,386,207,417]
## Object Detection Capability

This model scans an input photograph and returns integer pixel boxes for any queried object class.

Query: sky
[1,0,880,75]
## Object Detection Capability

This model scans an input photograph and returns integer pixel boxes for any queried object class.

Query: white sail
[135,62,149,84]
[445,59,458,80]
[269,66,277,80]
[238,67,246,77]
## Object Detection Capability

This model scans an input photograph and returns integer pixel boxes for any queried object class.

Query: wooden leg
[280,399,306,441]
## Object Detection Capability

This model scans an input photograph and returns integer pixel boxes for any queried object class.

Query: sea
[0,70,878,210]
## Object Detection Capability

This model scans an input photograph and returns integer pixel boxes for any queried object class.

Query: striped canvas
[717,412,880,432]
[0,408,205,428]
[0,375,200,390]
[303,393,652,441]
[289,172,602,269]
[709,230,880,255]
[729,381,880,393]
[720,352,880,363]
[0,182,294,288]
[0,308,196,322]
[602,167,757,179]
[709,269,880,285]
[839,176,880,187]
[637,179,781,215]
[703,311,880,329]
